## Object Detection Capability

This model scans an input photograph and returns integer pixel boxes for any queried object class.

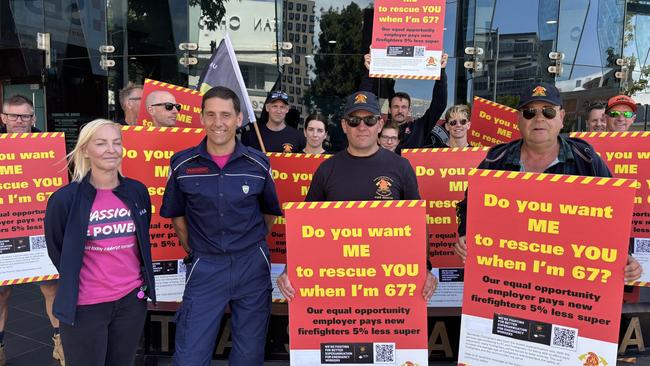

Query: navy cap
[516,82,562,109]
[268,90,289,104]
[343,91,381,116]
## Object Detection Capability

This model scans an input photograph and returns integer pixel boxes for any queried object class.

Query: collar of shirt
[194,137,248,169]
[504,136,575,171]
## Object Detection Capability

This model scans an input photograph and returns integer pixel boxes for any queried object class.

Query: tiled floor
[3,284,649,365]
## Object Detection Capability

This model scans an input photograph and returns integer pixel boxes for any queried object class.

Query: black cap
[268,90,289,104]
[516,82,562,109]
[343,91,381,116]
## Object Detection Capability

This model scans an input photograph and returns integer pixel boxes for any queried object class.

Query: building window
[290,96,295,103]
[289,86,295,93]
[304,79,310,86]
[288,75,293,83]
[310,15,315,22]
[289,33,294,41]
[297,88,301,95]
[296,77,302,84]
[302,34,307,43]
[309,25,314,33]
[282,75,286,82]
[289,13,294,20]
[294,55,300,65]
[288,2,293,10]
[294,68,300,75]
[303,14,308,21]
[288,66,293,73]
[302,24,307,32]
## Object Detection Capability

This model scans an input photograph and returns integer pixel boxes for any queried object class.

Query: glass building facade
[1,0,649,144]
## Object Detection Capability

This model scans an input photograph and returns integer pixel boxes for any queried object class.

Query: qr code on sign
[414,46,425,57]
[551,325,578,351]
[634,238,650,253]
[30,235,47,250]
[374,343,395,363]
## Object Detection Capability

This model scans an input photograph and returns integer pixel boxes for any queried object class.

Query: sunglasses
[270,91,289,101]
[607,110,635,118]
[152,102,181,111]
[447,119,468,126]
[521,107,557,120]
[345,115,380,127]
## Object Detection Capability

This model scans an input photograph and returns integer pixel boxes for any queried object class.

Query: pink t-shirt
[211,153,231,169]
[78,189,143,305]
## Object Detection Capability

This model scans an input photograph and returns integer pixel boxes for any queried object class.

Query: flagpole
[252,120,267,153]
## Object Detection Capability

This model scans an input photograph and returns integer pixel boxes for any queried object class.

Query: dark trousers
[173,245,273,366]
[60,288,147,366]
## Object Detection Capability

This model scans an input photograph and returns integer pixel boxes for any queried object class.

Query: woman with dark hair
[302,113,329,154]
[44,119,155,366]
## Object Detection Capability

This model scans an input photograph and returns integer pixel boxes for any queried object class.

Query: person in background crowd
[0,94,41,133]
[605,95,637,132]
[44,119,156,366]
[361,53,448,153]
[161,86,281,366]
[240,91,306,153]
[276,90,437,302]
[0,94,61,366]
[302,113,329,154]
[378,120,400,152]
[117,83,143,126]
[584,101,606,132]
[454,82,642,282]
[145,91,180,127]
[436,104,472,148]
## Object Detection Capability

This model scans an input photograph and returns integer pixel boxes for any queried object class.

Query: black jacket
[457,136,612,236]
[44,173,156,325]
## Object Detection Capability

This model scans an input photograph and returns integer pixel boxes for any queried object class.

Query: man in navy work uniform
[161,86,282,366]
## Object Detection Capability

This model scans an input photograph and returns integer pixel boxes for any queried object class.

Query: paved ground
[2,284,648,365]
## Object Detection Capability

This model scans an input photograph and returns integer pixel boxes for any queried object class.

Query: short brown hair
[118,82,143,108]
[3,94,33,111]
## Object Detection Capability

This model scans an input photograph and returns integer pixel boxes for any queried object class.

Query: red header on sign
[120,127,204,260]
[286,200,428,355]
[469,96,520,147]
[0,133,68,239]
[265,153,331,263]
[403,147,488,267]
[137,79,204,128]
[463,169,635,344]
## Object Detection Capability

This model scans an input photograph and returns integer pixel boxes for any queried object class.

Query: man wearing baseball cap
[454,82,642,281]
[276,90,438,301]
[240,90,305,152]
[605,94,637,132]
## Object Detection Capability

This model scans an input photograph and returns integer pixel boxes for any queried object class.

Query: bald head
[146,91,179,127]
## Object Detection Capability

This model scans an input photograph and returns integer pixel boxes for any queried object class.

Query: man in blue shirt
[161,86,282,366]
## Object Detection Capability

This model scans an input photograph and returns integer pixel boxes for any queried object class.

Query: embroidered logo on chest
[374,176,394,198]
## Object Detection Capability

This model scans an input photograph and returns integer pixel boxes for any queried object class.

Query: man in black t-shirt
[277,90,437,300]
[240,91,306,152]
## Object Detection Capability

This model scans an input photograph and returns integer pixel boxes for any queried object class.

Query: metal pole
[493,27,499,101]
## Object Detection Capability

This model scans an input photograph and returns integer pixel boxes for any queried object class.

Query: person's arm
[44,191,69,271]
[264,214,276,231]
[422,53,449,125]
[358,53,374,92]
[171,216,190,253]
[399,54,449,149]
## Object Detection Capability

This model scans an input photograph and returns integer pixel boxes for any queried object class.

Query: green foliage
[190,0,228,31]
[495,94,519,109]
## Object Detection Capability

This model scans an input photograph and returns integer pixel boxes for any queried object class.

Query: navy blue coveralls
[161,138,282,366]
